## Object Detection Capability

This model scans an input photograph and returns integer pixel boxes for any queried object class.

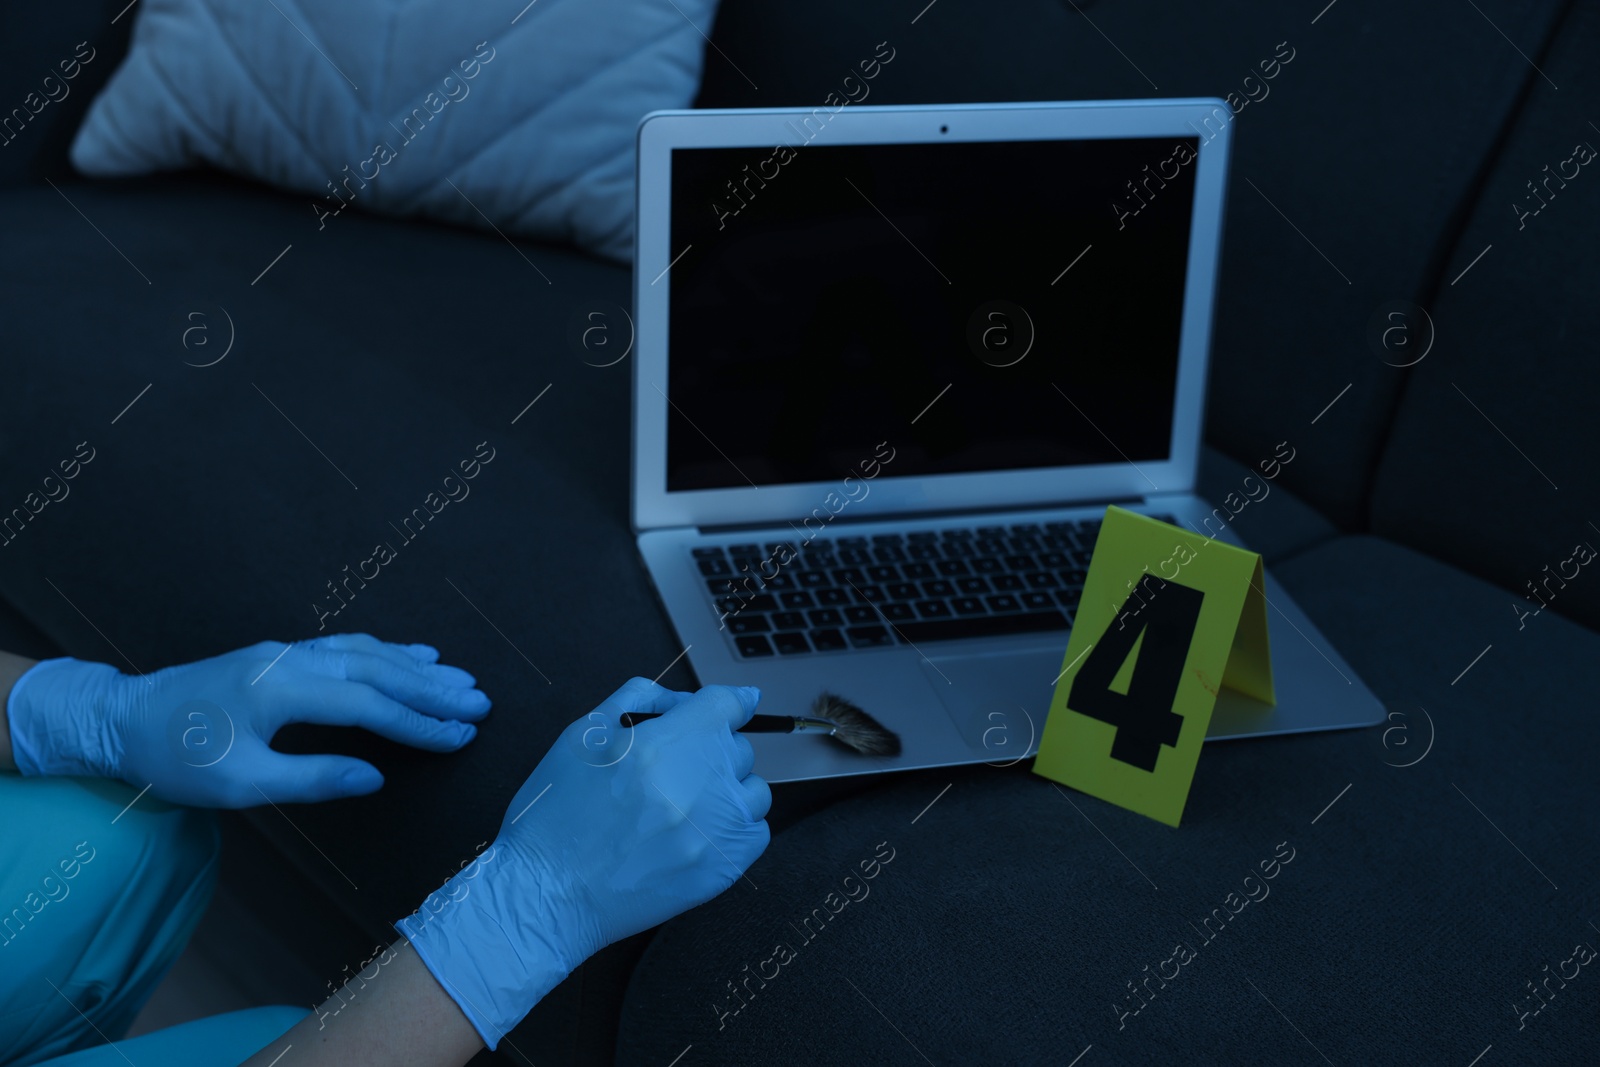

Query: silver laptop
[631,98,1385,784]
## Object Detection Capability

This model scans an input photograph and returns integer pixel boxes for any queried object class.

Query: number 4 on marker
[1068,574,1203,772]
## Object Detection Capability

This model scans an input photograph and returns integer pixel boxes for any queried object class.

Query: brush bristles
[812,692,902,757]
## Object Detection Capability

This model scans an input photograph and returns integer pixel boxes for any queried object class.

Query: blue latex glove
[6,633,490,807]
[396,678,770,1049]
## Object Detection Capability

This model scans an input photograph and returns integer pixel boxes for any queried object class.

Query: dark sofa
[3,1,1597,1064]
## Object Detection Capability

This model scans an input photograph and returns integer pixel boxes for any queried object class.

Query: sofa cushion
[1368,0,1600,632]
[617,533,1597,1065]
[698,0,1569,529]
[68,0,719,261]
[1196,444,1337,564]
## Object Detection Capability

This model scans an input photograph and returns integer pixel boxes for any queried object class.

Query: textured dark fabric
[0,595,63,662]
[1195,444,1337,564]
[617,534,1599,1065]
[1369,0,1600,632]
[0,1,133,186]
[697,0,1572,529]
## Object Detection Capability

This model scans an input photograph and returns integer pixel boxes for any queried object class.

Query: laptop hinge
[698,494,1149,535]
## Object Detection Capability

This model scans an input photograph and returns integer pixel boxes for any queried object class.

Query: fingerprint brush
[620,691,901,757]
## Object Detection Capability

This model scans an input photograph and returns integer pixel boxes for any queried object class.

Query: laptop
[631,98,1385,784]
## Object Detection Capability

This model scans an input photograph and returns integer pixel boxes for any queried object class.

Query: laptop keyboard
[695,515,1176,658]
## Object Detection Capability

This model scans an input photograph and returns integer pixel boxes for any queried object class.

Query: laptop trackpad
[915,646,1065,762]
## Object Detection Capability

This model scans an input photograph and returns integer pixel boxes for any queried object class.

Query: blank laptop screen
[665,135,1199,493]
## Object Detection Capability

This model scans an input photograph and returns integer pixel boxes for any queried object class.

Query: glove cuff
[394,844,577,1050]
[7,658,127,779]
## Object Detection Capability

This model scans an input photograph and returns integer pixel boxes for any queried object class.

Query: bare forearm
[240,940,484,1067]
[0,651,40,773]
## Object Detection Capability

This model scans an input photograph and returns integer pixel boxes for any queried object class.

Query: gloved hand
[6,633,490,807]
[396,678,770,1049]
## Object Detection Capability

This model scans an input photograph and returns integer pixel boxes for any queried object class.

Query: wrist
[7,658,130,779]
[395,842,581,1050]
[0,651,37,772]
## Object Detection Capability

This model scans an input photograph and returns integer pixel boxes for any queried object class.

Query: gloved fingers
[599,676,695,720]
[736,772,772,821]
[665,684,759,734]
[248,751,386,804]
[336,651,490,720]
[726,729,756,780]
[568,680,690,764]
[303,634,474,687]
[302,632,403,661]
[298,681,480,751]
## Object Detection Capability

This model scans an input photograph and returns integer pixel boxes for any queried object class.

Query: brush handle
[619,711,796,733]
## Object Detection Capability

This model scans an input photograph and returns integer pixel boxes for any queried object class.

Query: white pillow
[70,0,720,261]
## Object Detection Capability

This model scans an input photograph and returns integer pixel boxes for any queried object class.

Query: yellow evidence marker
[1033,506,1274,827]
